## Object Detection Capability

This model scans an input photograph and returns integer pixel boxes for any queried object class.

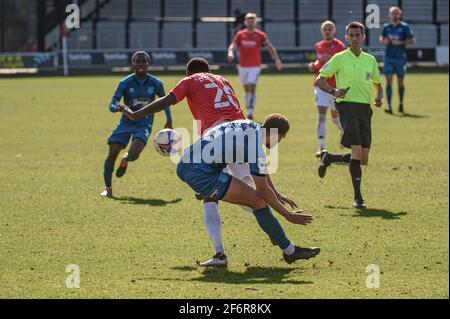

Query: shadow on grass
[168,266,313,285]
[389,112,429,119]
[325,205,407,220]
[325,205,351,210]
[352,208,407,220]
[111,196,182,206]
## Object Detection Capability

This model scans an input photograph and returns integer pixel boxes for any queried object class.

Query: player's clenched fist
[374,96,383,107]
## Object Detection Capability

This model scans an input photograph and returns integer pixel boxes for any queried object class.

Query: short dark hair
[346,21,365,34]
[186,57,210,75]
[262,113,290,136]
[132,51,151,63]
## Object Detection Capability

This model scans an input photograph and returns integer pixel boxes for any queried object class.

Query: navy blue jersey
[382,21,414,60]
[109,73,172,125]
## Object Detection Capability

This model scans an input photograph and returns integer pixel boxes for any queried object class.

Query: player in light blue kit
[101,51,173,197]
[379,6,416,114]
[176,114,320,265]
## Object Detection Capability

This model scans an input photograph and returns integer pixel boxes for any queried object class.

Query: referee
[314,21,383,208]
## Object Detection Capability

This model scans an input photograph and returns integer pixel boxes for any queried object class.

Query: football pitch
[0,72,448,298]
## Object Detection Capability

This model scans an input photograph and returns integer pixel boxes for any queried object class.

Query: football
[153,129,182,156]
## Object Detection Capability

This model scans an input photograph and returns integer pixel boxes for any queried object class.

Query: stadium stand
[161,22,193,48]
[231,0,261,17]
[299,23,323,47]
[437,0,449,23]
[129,22,159,49]
[165,0,194,18]
[441,25,449,46]
[332,0,363,23]
[298,0,329,21]
[402,0,433,23]
[265,0,295,20]
[98,0,128,20]
[132,0,161,20]
[67,21,93,50]
[196,22,228,48]
[410,24,438,48]
[265,23,296,47]
[198,0,227,17]
[59,0,448,50]
[368,27,383,48]
[97,21,126,49]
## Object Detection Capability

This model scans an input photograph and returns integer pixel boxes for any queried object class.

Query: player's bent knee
[251,193,267,211]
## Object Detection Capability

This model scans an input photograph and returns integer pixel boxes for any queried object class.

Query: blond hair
[389,6,402,13]
[245,13,257,20]
[321,20,336,30]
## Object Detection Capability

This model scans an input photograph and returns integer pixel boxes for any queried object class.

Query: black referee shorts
[336,101,373,149]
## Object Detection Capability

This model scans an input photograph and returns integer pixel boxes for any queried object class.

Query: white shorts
[204,122,254,188]
[239,66,261,85]
[224,163,253,187]
[314,87,336,109]
[224,163,254,212]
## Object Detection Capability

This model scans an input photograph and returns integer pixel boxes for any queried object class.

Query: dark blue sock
[386,84,392,108]
[103,160,114,188]
[125,152,136,162]
[252,206,291,250]
[398,85,405,105]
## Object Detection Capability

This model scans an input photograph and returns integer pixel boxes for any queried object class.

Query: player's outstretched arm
[265,40,282,71]
[253,175,312,225]
[118,93,177,120]
[266,174,298,209]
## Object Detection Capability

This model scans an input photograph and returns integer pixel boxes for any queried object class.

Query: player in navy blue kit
[101,51,173,197]
[379,6,416,114]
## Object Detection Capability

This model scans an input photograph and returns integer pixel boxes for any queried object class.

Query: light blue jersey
[177,120,267,200]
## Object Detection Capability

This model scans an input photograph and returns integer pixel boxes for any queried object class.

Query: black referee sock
[327,153,351,163]
[349,159,362,199]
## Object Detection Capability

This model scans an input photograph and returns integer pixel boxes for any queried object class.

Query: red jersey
[170,73,245,135]
[313,38,346,88]
[233,28,267,67]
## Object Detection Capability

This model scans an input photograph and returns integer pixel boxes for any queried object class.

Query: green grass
[0,73,448,298]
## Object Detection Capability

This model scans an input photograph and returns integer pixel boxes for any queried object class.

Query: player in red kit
[227,13,282,120]
[118,58,297,267]
[170,70,244,135]
[308,20,346,157]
